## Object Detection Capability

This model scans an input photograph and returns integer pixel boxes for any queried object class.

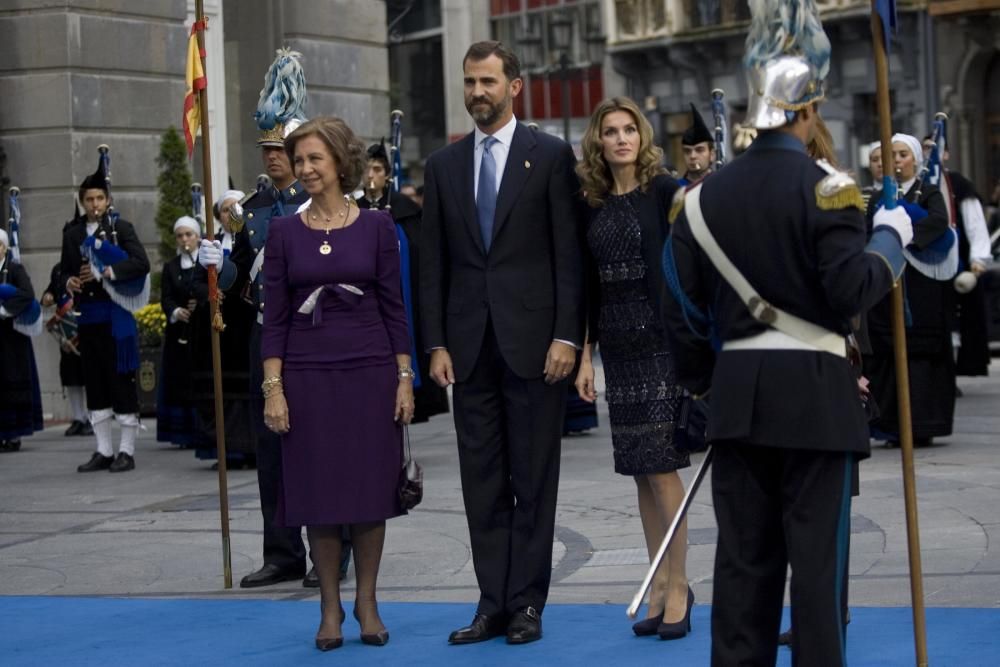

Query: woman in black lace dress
[575,97,692,640]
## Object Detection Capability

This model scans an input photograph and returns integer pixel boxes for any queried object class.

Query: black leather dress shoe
[303,567,319,588]
[506,607,542,644]
[77,452,114,472]
[448,613,506,644]
[109,452,135,472]
[239,563,305,588]
[64,420,84,436]
[78,422,94,436]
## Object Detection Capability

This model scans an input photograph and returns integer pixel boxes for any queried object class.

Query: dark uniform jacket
[233,182,309,320]
[666,131,903,455]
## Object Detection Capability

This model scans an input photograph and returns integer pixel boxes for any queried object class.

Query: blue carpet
[1,597,997,666]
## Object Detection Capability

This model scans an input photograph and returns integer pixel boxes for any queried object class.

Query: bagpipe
[80,144,151,313]
[7,185,21,263]
[899,113,959,282]
[2,186,43,337]
[390,109,404,194]
[710,89,728,170]
[46,298,80,355]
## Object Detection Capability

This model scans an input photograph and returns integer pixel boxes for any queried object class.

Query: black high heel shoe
[315,605,346,651]
[657,587,694,640]
[632,615,662,637]
[354,604,390,646]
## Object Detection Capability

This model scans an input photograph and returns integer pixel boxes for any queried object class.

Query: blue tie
[477,136,499,252]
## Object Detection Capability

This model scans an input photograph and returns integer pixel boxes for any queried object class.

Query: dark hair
[284,116,366,193]
[463,41,520,81]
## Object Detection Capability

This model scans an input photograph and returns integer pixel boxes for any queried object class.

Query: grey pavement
[1,365,999,614]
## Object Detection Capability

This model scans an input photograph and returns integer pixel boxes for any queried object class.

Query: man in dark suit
[420,41,584,645]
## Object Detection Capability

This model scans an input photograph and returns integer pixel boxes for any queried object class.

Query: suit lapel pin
[524,160,531,169]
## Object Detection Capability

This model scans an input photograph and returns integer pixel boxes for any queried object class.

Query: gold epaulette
[814,159,864,212]
[668,187,686,224]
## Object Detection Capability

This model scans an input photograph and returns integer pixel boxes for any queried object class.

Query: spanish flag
[183,19,207,157]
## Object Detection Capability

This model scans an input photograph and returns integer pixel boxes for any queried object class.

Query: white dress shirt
[473,115,518,201]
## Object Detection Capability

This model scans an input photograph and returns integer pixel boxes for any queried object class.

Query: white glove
[873,206,913,247]
[198,239,224,270]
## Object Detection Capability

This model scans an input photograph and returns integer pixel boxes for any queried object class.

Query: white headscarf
[891,133,924,170]
[173,216,201,235]
[173,216,201,269]
[215,190,245,212]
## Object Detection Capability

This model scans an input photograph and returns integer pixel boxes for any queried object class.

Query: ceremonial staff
[191,0,233,588]
[869,2,928,663]
[629,90,729,620]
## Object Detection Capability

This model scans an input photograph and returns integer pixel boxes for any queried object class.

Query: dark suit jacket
[420,122,585,381]
[666,132,899,455]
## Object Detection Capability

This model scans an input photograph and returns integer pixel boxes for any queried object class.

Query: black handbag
[674,390,709,454]
[398,426,423,510]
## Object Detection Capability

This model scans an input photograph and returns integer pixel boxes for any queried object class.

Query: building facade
[605,0,999,193]
[0,0,390,418]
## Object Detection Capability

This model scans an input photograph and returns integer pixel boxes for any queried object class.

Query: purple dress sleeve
[261,216,291,360]
[373,211,412,355]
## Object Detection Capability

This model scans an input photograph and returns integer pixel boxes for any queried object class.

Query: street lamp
[549,12,573,143]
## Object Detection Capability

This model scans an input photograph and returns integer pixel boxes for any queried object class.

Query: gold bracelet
[261,376,283,393]
[397,367,415,380]
[263,386,284,399]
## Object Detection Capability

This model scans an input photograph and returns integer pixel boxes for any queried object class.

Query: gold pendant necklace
[310,197,351,255]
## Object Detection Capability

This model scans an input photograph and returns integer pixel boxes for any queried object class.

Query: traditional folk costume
[676,104,715,187]
[43,260,91,436]
[664,2,909,663]
[0,233,44,452]
[865,133,956,443]
[61,160,150,473]
[191,192,258,466]
[948,171,993,376]
[157,216,210,447]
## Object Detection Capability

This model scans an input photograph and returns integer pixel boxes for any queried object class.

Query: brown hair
[577,97,666,208]
[284,116,366,193]
[463,41,521,81]
[807,115,838,167]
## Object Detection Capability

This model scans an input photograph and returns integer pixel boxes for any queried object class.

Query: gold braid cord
[815,182,865,212]
[212,293,226,332]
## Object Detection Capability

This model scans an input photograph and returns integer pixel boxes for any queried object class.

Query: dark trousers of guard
[79,322,138,413]
[249,323,306,573]
[710,443,853,667]
[452,320,566,617]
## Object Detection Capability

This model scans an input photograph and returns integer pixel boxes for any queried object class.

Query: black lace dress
[588,188,689,475]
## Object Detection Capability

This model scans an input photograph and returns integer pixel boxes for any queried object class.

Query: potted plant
[135,303,166,416]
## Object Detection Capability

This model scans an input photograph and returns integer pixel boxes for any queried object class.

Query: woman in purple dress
[261,116,415,650]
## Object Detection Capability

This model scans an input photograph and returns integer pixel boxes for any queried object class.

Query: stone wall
[0,0,188,418]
